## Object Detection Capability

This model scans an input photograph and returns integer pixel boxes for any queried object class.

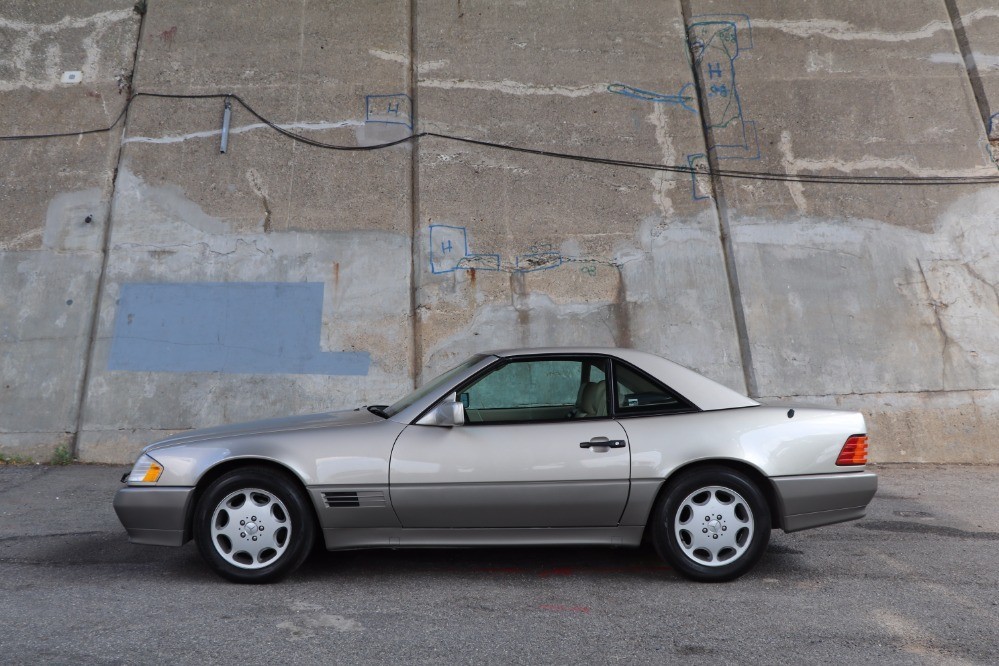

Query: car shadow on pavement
[13,530,808,584]
[295,544,675,582]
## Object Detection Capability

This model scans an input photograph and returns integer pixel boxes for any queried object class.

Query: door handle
[580,439,626,449]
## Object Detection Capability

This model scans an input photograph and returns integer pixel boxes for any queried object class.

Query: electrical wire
[3,91,998,186]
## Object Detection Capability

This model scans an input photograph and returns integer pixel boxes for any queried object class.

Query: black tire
[194,466,316,583]
[651,466,771,582]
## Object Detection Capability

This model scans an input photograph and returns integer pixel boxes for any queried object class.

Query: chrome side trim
[113,486,194,546]
[772,471,878,532]
[320,526,646,550]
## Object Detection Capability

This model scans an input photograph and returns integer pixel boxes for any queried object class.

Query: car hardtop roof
[486,346,642,358]
[481,347,758,411]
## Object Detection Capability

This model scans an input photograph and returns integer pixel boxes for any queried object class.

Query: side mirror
[416,393,465,427]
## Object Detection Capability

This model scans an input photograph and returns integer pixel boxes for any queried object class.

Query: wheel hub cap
[210,488,291,570]
[673,485,754,567]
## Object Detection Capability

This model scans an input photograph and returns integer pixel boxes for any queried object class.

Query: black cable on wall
[3,91,998,187]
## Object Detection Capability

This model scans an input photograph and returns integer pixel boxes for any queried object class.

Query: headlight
[127,454,164,484]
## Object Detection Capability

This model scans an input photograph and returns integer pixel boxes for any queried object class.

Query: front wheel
[194,466,315,583]
[651,466,771,582]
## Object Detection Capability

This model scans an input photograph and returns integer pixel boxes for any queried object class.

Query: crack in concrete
[611,265,632,348]
[114,239,272,257]
[0,335,87,344]
[963,263,999,310]
[917,259,957,389]
[245,169,272,232]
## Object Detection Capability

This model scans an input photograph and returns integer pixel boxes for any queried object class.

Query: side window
[613,362,691,415]
[460,358,608,423]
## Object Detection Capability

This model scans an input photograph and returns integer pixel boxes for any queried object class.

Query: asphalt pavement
[1,463,997,665]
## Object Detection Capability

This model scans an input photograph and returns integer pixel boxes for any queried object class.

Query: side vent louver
[322,490,387,509]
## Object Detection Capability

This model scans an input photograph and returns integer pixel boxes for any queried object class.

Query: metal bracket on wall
[220,96,232,154]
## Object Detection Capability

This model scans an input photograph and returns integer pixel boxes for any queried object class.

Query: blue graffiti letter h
[386,101,400,116]
[441,240,453,254]
[707,62,723,79]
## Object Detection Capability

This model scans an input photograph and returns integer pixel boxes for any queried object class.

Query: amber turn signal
[836,435,869,466]
[126,454,164,484]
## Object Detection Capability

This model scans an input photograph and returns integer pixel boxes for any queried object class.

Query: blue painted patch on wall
[108,282,369,375]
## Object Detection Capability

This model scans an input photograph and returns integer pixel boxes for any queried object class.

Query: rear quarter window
[613,361,697,416]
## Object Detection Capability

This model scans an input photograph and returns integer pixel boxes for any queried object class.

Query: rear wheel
[194,466,315,583]
[652,466,771,582]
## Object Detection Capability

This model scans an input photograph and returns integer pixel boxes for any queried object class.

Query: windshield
[383,354,488,417]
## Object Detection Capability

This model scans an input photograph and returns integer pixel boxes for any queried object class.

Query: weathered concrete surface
[413,1,746,390]
[1,1,997,464]
[0,2,140,460]
[690,0,999,462]
[74,1,415,462]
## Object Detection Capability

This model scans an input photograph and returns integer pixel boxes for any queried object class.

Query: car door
[389,356,630,528]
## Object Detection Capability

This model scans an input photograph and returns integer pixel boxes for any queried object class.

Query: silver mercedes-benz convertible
[114,348,877,583]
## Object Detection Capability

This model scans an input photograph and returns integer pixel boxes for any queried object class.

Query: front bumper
[113,486,195,546]
[772,471,878,532]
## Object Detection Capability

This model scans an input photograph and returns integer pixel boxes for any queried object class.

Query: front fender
[144,418,406,487]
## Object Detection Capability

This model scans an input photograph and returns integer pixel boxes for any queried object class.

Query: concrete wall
[1,1,997,464]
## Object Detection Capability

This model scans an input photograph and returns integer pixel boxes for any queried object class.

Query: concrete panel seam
[408,0,421,388]
[70,4,148,459]
[678,0,757,397]
[942,0,995,141]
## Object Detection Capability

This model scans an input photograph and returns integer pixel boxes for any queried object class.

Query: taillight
[836,435,869,466]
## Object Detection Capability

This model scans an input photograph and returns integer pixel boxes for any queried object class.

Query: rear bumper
[772,471,878,532]
[113,486,195,546]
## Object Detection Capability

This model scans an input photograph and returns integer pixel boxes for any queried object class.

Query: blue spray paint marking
[687,154,711,200]
[605,16,759,201]
[365,93,413,129]
[108,282,370,375]
[607,83,698,114]
[430,225,468,273]
[429,226,568,274]
[429,225,501,273]
[989,112,999,136]
[685,14,760,199]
